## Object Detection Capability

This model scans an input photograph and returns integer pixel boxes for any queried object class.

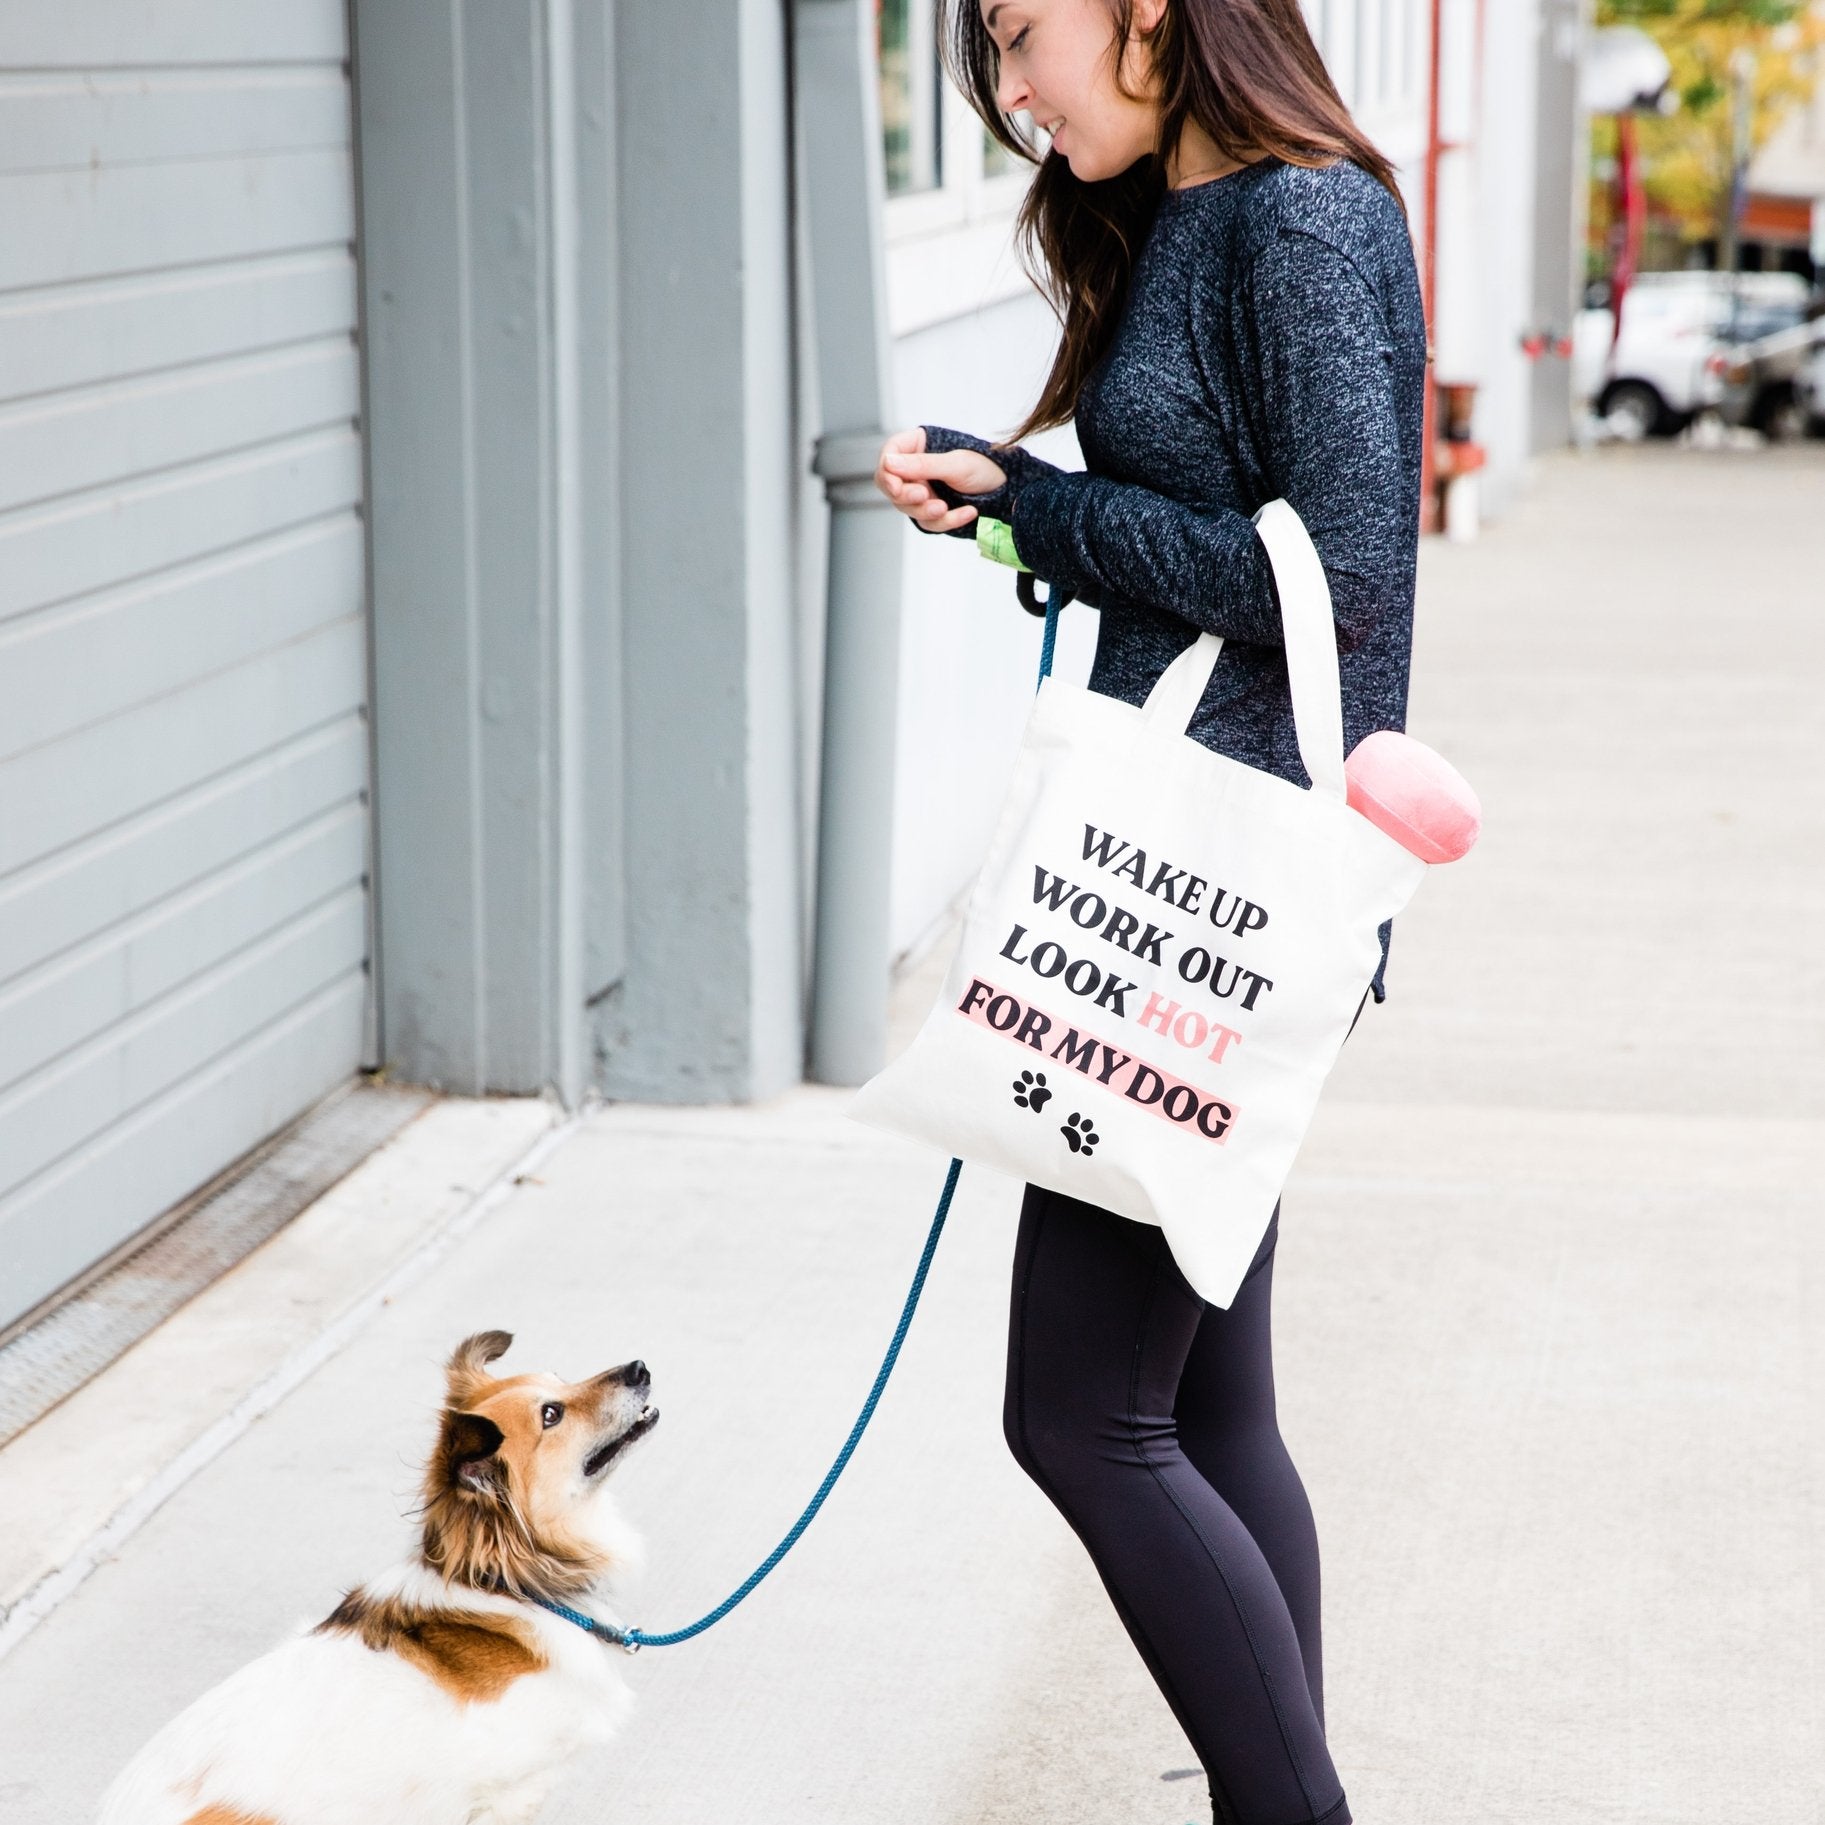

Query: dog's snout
[621,1359,648,1388]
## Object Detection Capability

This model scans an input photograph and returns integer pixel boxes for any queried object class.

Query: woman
[873,3,1427,1821]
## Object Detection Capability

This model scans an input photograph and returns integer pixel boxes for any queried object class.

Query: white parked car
[1575,271,1813,440]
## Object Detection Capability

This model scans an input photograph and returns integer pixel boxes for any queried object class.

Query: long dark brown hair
[939,0,1408,446]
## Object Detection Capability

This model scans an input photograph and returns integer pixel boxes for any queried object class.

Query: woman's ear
[440,1409,507,1495]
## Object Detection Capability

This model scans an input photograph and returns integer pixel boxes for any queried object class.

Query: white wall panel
[0,518,362,762]
[0,253,356,401]
[0,339,359,514]
[0,429,362,625]
[0,807,366,1094]
[0,4,369,1329]
[0,616,365,888]
[0,67,350,173]
[0,722,367,985]
[0,149,355,292]
[0,979,367,1323]
[0,892,367,1195]
[0,4,349,69]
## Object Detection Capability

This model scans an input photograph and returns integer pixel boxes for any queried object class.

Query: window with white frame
[879,0,942,195]
[873,0,1428,332]
[876,0,1428,205]
[875,3,1043,331]
[1302,0,1429,130]
[876,5,1036,223]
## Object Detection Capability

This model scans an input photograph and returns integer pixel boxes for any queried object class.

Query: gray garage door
[0,4,372,1329]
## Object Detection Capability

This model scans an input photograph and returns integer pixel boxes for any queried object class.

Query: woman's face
[981,0,1167,184]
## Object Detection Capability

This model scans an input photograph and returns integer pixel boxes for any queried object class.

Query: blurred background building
[0,0,1632,1332]
[1743,63,1825,269]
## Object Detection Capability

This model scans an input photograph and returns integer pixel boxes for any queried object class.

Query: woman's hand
[875,427,1007,533]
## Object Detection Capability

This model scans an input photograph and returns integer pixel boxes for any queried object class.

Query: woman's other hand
[875,427,1007,532]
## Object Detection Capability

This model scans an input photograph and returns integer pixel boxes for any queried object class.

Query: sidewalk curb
[0,1104,586,1666]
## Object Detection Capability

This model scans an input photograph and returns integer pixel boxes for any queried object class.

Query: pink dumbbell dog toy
[1342,730,1480,863]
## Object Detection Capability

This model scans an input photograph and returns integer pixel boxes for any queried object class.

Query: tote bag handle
[1138,498,1347,803]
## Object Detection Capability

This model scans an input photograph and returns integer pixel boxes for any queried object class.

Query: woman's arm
[904,425,1106,609]
[1004,228,1414,650]
[908,425,1069,538]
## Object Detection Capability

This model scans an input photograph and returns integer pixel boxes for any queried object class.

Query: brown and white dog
[99,1331,658,1825]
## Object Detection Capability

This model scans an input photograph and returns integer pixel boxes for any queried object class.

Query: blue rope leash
[544,579,1067,1657]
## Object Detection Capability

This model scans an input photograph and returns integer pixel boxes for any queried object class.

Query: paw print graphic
[1013,1070,1052,1112]
[1061,1113,1099,1156]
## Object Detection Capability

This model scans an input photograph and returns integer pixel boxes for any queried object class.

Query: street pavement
[0,439,1820,1824]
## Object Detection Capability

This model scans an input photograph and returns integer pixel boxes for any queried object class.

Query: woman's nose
[996,65,1030,115]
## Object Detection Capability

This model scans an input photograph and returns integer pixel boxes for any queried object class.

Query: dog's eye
[540,1402,565,1429]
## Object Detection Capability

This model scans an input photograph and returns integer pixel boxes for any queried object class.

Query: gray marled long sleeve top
[918,154,1428,1000]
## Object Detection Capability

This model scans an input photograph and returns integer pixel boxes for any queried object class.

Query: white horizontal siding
[0,719,367,990]
[0,337,359,515]
[0,515,363,763]
[0,889,367,1197]
[0,3,349,69]
[0,976,367,1324]
[0,1,370,1328]
[0,148,355,292]
[0,805,367,1095]
[0,427,362,626]
[0,252,357,402]
[0,66,351,175]
[0,614,366,879]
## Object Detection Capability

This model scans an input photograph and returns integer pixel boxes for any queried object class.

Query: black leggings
[1003,1188,1349,1825]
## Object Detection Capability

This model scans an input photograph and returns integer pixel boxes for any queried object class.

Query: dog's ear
[439,1409,507,1497]
[446,1330,512,1405]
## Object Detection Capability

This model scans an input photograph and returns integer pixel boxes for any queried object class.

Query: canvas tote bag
[848,498,1428,1310]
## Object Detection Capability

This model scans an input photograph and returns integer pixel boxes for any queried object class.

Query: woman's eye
[1009,25,1028,51]
[540,1402,565,1429]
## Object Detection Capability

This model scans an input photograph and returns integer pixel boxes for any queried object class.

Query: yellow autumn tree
[1592,0,1825,254]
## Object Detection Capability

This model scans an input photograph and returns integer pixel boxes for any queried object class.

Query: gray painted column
[354,0,588,1100]
[360,0,810,1105]
[807,433,903,1084]
[797,0,903,1086]
[1530,0,1592,453]
[595,0,807,1101]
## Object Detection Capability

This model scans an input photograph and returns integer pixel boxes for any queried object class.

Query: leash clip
[512,1584,642,1655]
[582,1616,640,1655]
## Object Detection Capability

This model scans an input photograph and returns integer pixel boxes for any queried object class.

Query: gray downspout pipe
[795,0,905,1085]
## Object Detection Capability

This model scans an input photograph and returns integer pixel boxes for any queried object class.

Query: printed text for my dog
[958,979,1238,1142]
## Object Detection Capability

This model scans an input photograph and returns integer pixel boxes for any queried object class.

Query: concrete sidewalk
[1,440,1821,1825]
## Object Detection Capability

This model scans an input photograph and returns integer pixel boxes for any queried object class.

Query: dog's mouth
[582,1404,659,1479]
